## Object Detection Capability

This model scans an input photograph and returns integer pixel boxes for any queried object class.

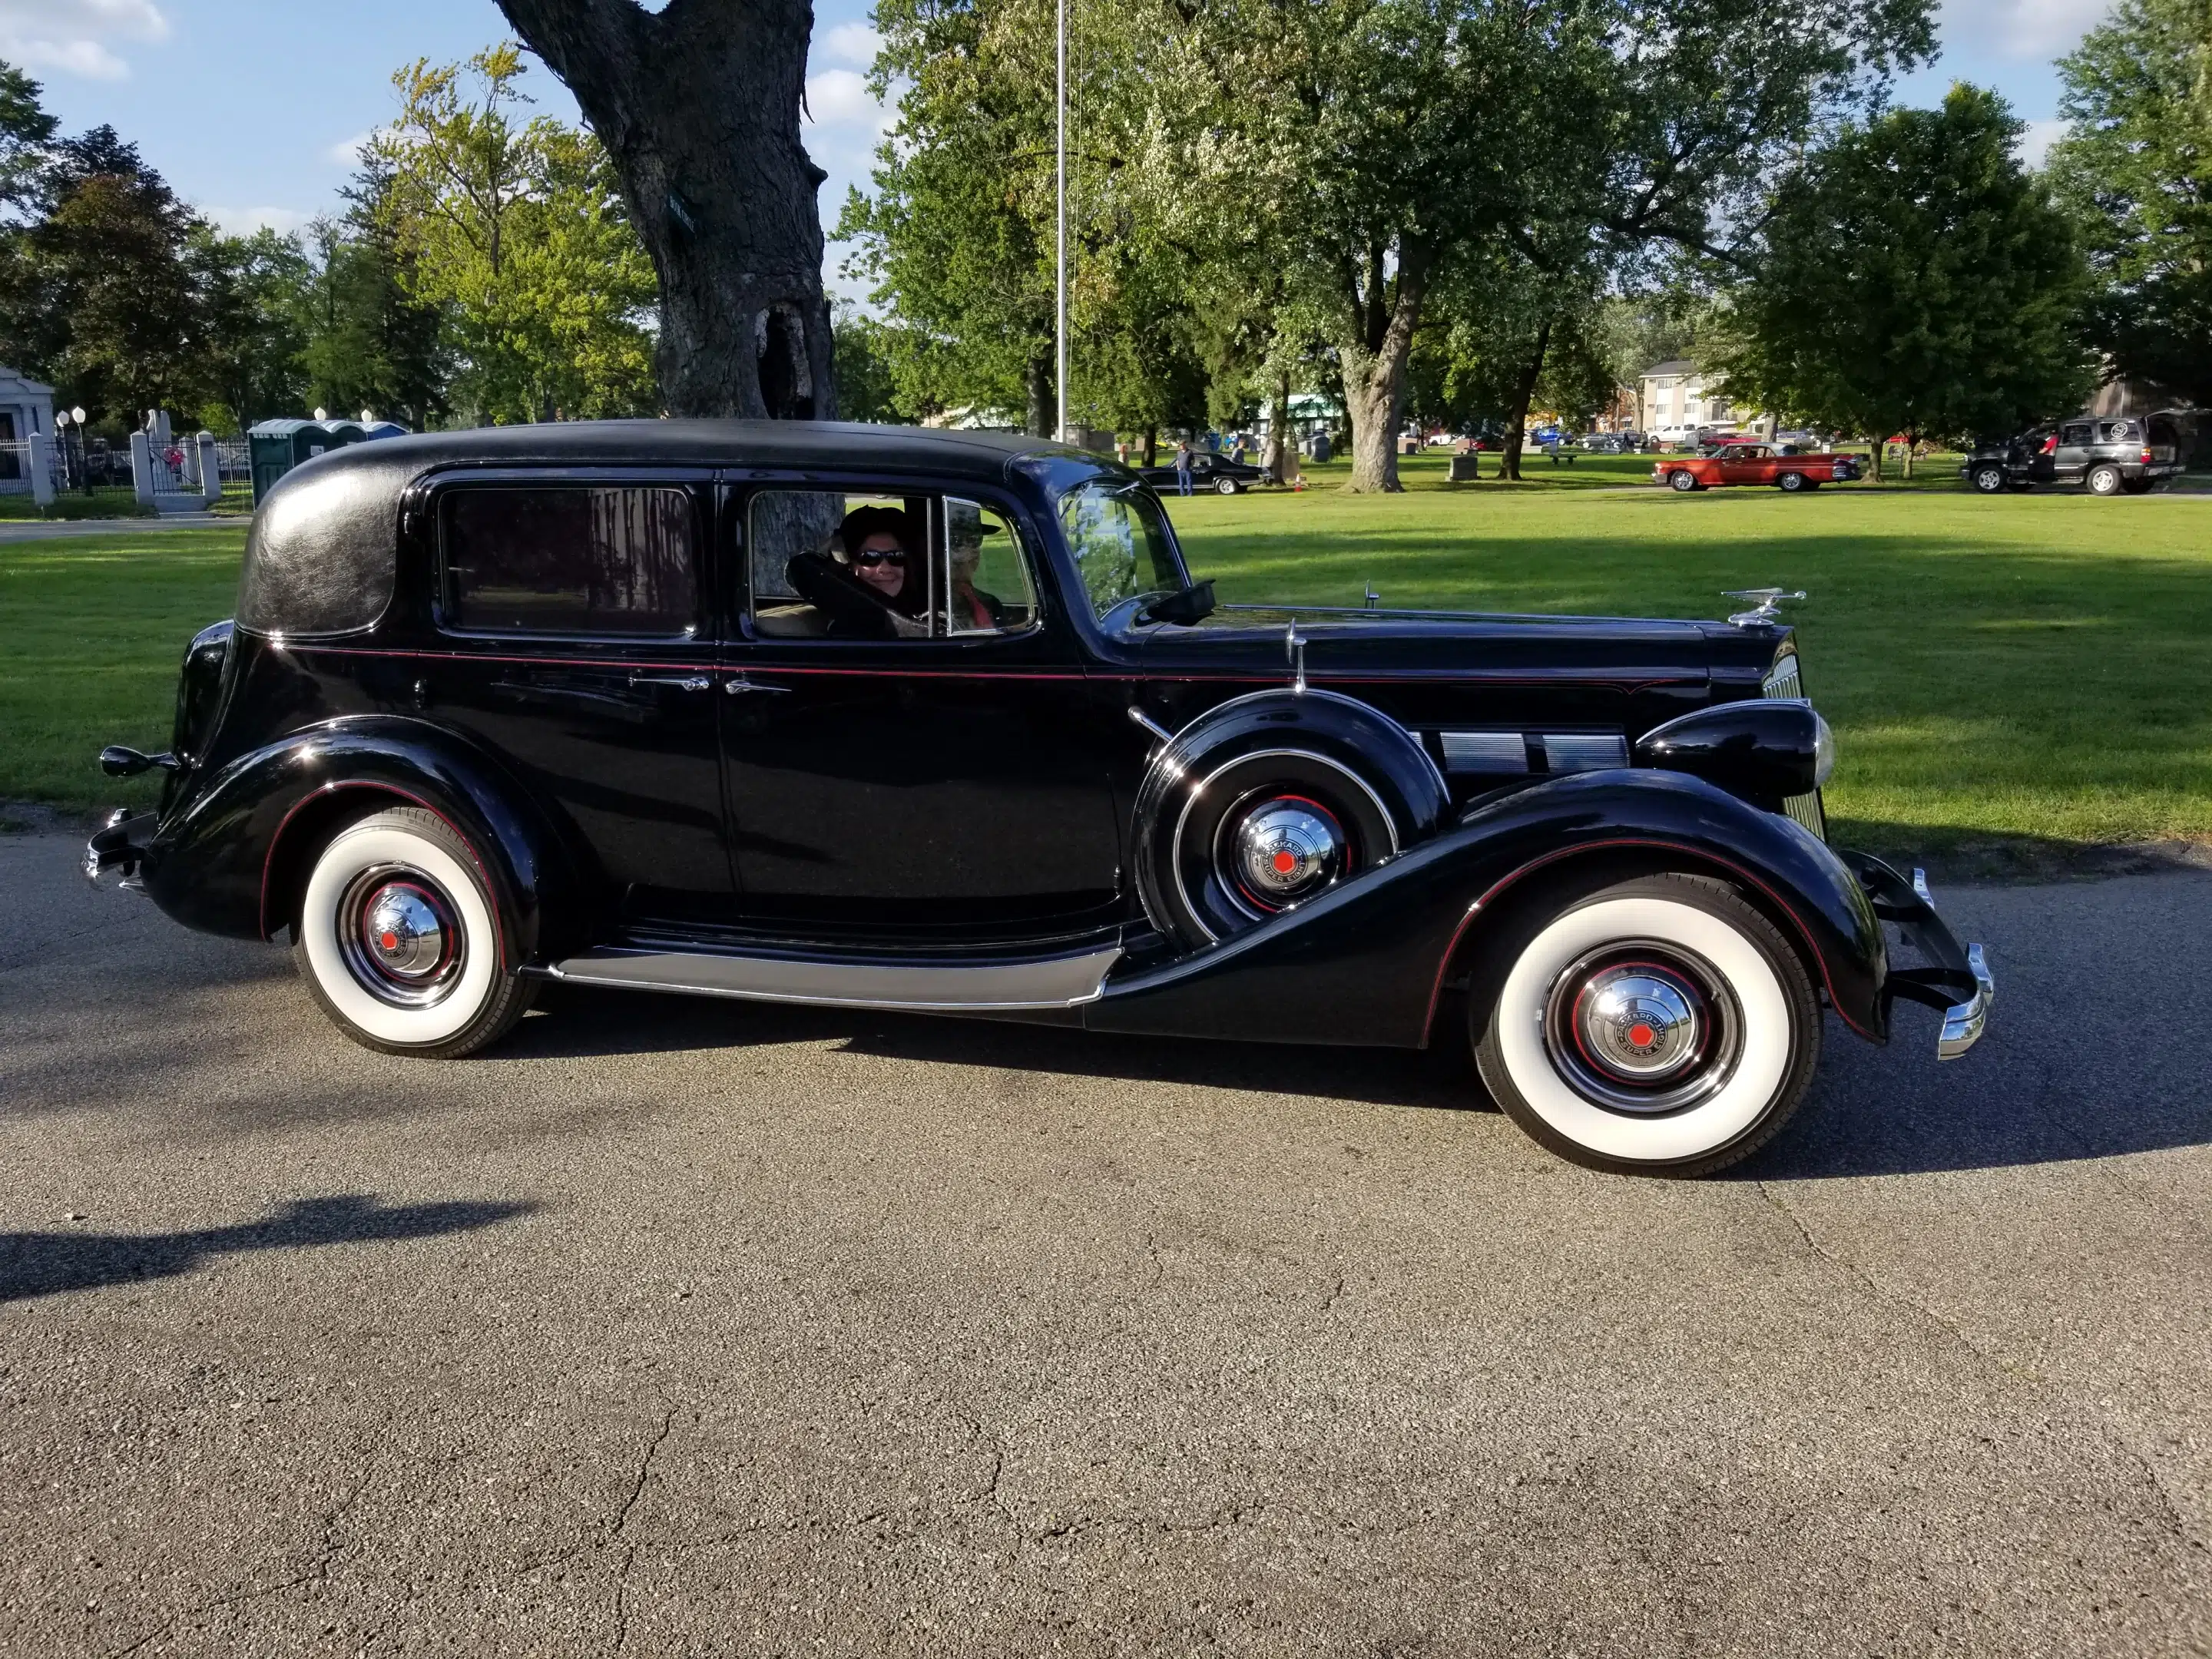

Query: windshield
[1056,479,1190,621]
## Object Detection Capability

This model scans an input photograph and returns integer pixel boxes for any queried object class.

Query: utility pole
[1055,0,1068,444]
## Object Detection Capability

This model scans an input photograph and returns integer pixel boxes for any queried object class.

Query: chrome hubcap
[1544,945,1741,1114]
[1573,966,1702,1083]
[337,867,464,1006]
[1230,798,1344,910]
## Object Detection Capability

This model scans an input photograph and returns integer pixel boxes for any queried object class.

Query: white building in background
[1637,360,1772,446]
[0,365,55,447]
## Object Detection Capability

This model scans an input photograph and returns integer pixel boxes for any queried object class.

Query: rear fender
[137,717,582,959]
[1084,769,1886,1048]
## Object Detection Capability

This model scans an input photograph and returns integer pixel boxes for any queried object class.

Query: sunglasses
[854,548,907,567]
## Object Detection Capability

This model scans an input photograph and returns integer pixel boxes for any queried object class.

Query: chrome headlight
[1811,710,1836,786]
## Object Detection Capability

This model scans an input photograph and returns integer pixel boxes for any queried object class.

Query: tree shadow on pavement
[0,1194,532,1303]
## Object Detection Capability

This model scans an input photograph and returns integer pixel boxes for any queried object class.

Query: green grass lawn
[5,482,2209,870]
[0,528,243,818]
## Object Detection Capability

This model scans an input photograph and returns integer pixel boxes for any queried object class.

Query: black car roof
[236,420,1104,638]
[333,418,1084,482]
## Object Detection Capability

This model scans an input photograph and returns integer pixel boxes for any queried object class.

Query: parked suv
[1968,413,2186,495]
[2038,412,2185,494]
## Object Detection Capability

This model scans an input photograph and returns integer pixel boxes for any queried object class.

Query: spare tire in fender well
[1131,688,1449,949]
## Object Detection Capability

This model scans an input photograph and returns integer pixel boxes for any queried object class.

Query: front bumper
[84,807,157,890]
[1843,853,1994,1059]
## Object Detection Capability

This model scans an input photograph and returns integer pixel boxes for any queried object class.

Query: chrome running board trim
[1937,943,1994,1061]
[548,942,1124,1012]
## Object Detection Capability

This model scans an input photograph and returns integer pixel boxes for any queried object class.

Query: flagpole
[1055,0,1068,444]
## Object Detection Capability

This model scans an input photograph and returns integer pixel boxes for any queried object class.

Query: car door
[720,481,1124,937]
[2051,421,2095,484]
[1714,445,1762,485]
[419,474,735,926]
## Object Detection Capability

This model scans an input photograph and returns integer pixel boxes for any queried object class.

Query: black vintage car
[88,422,1991,1177]
[1132,449,1270,495]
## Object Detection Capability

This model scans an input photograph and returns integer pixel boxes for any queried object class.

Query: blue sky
[5,0,2108,286]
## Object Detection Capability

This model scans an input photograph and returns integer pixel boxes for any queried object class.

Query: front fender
[138,716,582,959]
[1085,770,1886,1048]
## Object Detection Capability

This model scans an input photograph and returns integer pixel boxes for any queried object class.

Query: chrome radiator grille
[1761,650,1826,839]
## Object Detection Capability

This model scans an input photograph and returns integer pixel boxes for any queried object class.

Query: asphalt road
[3,832,2208,1657]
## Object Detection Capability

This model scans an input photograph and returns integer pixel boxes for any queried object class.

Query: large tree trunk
[1498,316,1552,483]
[495,0,833,419]
[1260,374,1292,482]
[1025,353,1054,438]
[1142,424,1158,466]
[1337,242,1432,493]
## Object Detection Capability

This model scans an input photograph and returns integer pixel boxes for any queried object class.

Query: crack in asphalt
[608,1407,674,1656]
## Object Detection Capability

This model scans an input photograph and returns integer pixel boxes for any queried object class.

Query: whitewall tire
[293,806,534,1057]
[1472,873,1820,1176]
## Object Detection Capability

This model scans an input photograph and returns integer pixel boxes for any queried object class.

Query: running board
[546,942,1124,1012]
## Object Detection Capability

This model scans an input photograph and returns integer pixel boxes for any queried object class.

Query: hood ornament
[1724,588,1806,628]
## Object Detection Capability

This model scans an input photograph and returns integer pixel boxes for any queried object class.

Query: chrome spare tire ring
[336,864,466,1008]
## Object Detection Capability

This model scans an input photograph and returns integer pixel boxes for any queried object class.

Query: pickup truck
[1655,439,1863,493]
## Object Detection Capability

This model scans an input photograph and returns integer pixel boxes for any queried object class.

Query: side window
[2101,420,2138,442]
[440,486,697,637]
[2061,422,2094,446]
[747,489,1036,641]
[942,497,1038,635]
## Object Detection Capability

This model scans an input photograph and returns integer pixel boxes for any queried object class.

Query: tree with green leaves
[2045,0,2211,410]
[1167,0,1935,490]
[0,58,56,220]
[372,44,658,423]
[1718,84,2091,476]
[0,127,207,424]
[297,157,451,430]
[190,225,312,433]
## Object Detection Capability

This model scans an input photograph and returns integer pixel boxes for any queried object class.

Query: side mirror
[1140,579,1217,627]
[99,745,180,777]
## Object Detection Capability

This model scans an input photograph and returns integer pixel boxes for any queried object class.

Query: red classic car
[1654,439,1863,493]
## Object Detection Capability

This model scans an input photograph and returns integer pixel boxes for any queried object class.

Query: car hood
[1130,603,1774,685]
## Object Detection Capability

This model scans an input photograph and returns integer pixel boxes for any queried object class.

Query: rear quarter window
[439,486,699,637]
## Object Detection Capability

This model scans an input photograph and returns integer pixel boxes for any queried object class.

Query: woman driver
[835,506,925,620]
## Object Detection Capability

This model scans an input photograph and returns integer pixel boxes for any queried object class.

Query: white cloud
[820,22,884,67]
[805,68,882,128]
[2015,118,2068,167]
[0,0,168,81]
[1938,0,2111,57]
[326,131,376,167]
[204,204,312,237]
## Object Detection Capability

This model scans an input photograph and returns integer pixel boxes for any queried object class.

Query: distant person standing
[1174,441,1194,495]
[1115,437,1130,466]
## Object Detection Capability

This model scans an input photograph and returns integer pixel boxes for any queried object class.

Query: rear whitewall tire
[293,806,535,1057]
[1472,873,1820,1176]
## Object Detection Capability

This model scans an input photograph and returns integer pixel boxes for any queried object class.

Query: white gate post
[27,432,55,506]
[130,431,155,505]
[196,432,220,504]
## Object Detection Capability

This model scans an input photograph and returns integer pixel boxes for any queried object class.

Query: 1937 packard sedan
[88,422,1992,1176]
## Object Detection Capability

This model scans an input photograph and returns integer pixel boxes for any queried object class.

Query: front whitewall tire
[1473,873,1820,1175]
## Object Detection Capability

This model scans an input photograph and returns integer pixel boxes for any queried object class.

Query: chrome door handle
[628,672,711,692]
[724,675,790,696]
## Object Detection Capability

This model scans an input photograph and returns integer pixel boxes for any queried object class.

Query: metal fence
[0,439,34,495]
[211,436,253,512]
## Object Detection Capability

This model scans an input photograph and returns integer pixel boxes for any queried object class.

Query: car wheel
[1471,871,1821,1177]
[1970,464,2007,494]
[2087,463,2123,496]
[1668,469,1699,492]
[1216,476,1240,495]
[1777,471,1806,492]
[292,806,535,1057]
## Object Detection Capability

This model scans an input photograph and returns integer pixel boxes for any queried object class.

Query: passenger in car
[948,520,1005,632]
